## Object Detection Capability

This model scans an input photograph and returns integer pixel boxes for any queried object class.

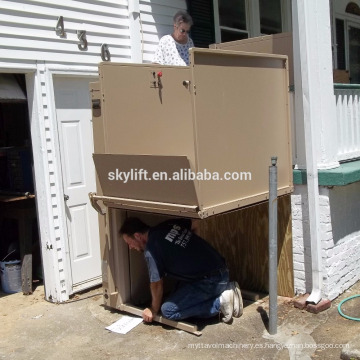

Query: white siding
[0,0,131,64]
[0,0,188,66]
[0,0,188,302]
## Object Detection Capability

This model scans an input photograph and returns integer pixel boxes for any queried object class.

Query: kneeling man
[120,217,243,323]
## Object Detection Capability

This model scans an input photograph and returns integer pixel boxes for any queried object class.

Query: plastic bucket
[0,260,22,294]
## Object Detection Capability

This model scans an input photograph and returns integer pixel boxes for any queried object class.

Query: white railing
[334,84,360,162]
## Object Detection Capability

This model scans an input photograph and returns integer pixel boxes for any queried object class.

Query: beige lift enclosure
[210,32,294,86]
[89,48,293,335]
[91,48,293,219]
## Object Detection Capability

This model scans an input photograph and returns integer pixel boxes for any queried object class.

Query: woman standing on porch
[153,10,194,66]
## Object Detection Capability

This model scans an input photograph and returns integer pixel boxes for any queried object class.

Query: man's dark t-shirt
[144,219,226,282]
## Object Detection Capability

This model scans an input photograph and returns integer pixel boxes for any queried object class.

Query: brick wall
[291,182,360,300]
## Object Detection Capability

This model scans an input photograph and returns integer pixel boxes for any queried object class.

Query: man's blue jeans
[161,268,229,320]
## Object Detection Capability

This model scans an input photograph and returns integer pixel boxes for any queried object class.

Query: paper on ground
[106,315,143,334]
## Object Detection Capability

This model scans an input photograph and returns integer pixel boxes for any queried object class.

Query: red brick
[306,299,331,314]
[293,293,309,310]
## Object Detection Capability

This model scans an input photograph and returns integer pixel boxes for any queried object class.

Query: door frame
[332,0,360,74]
[46,68,98,296]
[332,16,360,78]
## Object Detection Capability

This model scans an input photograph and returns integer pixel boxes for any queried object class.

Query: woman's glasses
[178,27,190,34]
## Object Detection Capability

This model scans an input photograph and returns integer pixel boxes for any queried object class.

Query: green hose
[337,294,360,321]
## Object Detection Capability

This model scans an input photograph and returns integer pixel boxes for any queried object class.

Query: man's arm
[143,279,164,322]
[191,219,200,236]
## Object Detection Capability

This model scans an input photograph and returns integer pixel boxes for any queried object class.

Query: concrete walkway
[0,280,359,360]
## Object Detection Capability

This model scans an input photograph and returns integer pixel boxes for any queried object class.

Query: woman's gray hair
[173,10,193,26]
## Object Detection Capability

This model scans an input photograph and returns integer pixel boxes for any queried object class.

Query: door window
[349,25,360,83]
[335,17,360,84]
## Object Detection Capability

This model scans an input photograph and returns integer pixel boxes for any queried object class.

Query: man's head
[119,217,150,252]
[172,10,193,44]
